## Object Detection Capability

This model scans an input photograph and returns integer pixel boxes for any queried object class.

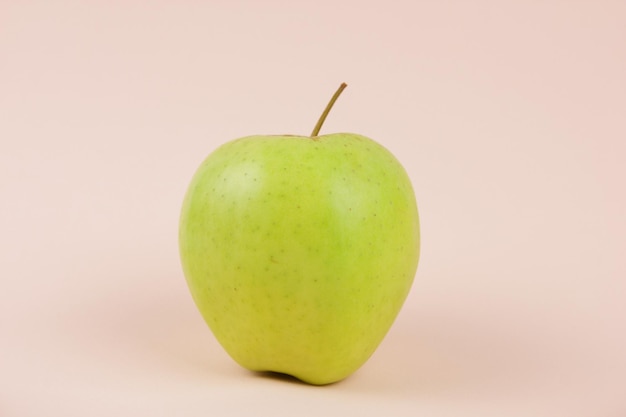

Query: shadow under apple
[59,255,544,400]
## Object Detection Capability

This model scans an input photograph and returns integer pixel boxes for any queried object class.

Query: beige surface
[1,1,625,416]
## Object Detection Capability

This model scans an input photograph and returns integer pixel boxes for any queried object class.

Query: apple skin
[179,133,419,385]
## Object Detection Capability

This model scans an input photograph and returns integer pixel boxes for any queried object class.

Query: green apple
[179,84,419,385]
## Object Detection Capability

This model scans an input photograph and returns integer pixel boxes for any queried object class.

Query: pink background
[1,1,625,416]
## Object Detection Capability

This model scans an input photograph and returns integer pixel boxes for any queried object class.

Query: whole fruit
[179,84,419,385]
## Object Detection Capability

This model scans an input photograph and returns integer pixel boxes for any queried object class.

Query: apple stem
[310,82,348,137]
